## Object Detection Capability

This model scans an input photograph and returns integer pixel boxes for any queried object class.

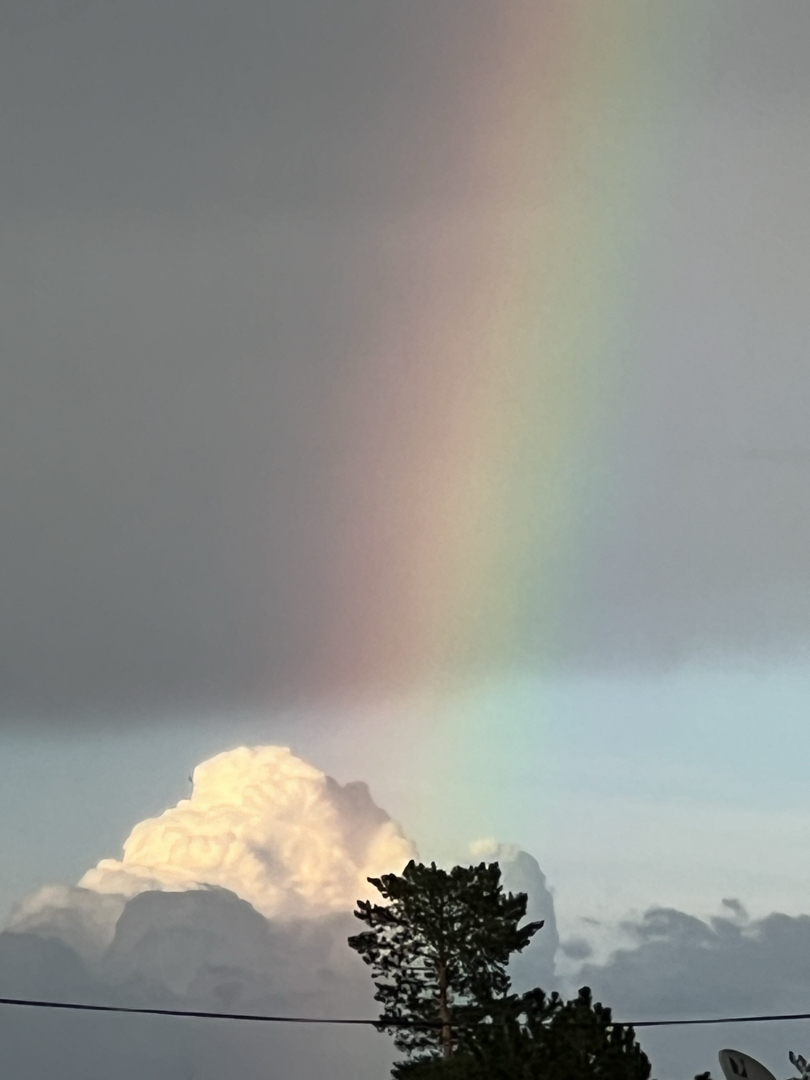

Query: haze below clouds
[2,1,810,721]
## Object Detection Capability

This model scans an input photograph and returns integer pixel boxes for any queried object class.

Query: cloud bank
[1,746,555,1079]
[569,903,810,1080]
[11,744,810,1080]
[2,746,419,1078]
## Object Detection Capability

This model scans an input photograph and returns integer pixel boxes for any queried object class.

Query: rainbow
[296,4,712,706]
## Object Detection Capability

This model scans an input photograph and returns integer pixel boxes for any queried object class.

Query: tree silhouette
[393,986,652,1080]
[348,860,543,1062]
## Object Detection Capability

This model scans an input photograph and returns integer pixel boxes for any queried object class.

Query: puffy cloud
[468,840,559,989]
[0,746,419,1077]
[78,746,416,918]
[1,745,417,1079]
[8,885,127,961]
[1,746,561,1079]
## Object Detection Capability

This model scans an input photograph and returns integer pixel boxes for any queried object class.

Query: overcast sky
[3,4,810,1077]
[2,0,810,720]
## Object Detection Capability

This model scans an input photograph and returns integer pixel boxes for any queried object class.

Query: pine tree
[393,986,652,1080]
[347,860,543,1062]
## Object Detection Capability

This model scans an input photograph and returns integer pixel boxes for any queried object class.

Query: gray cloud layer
[9,872,810,1079]
[0,0,498,720]
[0,892,393,1080]
[577,904,810,1080]
[0,858,557,1079]
[3,1,810,721]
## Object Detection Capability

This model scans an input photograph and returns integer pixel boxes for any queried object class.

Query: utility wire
[0,997,380,1026]
[3,996,810,1030]
[631,1013,810,1029]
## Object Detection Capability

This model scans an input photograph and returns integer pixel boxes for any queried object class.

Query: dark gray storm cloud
[0,0,505,720]
[0,1,482,218]
[2,1,810,721]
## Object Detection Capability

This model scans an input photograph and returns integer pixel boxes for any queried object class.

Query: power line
[2,995,810,1030]
[632,1013,810,1029]
[0,997,382,1026]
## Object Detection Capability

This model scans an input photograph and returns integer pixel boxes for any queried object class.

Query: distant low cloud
[573,904,810,1080]
[468,840,558,989]
[578,904,810,1018]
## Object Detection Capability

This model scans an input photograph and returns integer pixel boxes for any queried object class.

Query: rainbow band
[298,4,712,701]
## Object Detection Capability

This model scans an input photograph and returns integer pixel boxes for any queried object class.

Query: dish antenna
[719,1049,778,1080]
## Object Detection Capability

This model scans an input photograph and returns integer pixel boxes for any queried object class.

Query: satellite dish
[719,1049,778,1080]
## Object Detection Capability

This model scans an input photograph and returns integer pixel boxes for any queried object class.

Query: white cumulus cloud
[1,745,563,1080]
[77,745,417,918]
